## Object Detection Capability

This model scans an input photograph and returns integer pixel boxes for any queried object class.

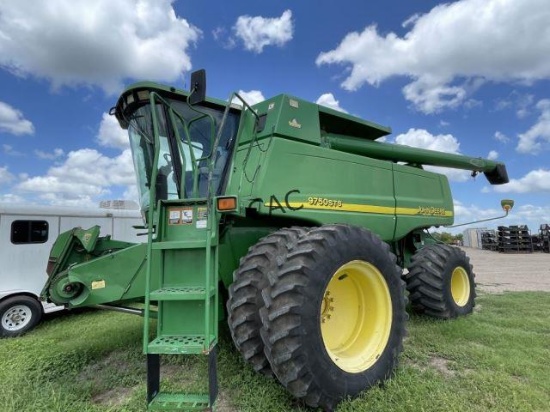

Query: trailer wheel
[406,244,476,319]
[261,224,407,410]
[227,227,307,376]
[0,296,43,337]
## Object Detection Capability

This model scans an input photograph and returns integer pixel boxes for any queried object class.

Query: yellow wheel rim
[320,260,392,373]
[451,267,470,307]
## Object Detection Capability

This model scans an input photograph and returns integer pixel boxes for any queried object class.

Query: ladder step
[152,240,207,250]
[150,286,215,301]
[149,392,210,411]
[148,335,215,355]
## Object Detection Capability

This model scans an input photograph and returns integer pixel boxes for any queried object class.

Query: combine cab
[42,70,508,411]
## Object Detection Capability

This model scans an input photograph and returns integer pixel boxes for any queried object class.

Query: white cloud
[97,113,129,149]
[34,192,97,208]
[395,128,460,153]
[494,99,512,112]
[516,94,535,119]
[316,93,348,113]
[487,150,499,160]
[0,193,25,203]
[16,148,136,205]
[233,10,293,53]
[464,98,483,110]
[123,185,140,205]
[394,128,471,182]
[516,99,550,154]
[0,101,34,135]
[3,144,24,157]
[212,27,236,49]
[232,90,265,106]
[0,166,15,184]
[512,204,550,226]
[494,92,534,118]
[493,169,550,194]
[453,199,502,224]
[35,148,64,160]
[402,13,421,29]
[0,0,200,94]
[401,77,468,114]
[494,131,510,143]
[316,0,550,114]
[8,113,137,206]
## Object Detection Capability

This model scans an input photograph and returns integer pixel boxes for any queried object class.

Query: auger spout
[327,133,509,184]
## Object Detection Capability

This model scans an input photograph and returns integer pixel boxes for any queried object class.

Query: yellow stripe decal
[269,202,453,217]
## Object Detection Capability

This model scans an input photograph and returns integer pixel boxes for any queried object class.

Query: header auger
[42,69,508,411]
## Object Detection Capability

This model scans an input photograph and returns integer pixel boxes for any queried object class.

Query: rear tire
[0,296,43,338]
[227,227,307,376]
[261,224,407,410]
[406,244,475,319]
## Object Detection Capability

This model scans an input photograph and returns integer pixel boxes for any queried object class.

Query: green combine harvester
[42,70,509,411]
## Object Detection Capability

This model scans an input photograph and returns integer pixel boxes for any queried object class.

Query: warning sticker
[169,210,181,225]
[196,207,207,229]
[182,208,193,224]
[168,207,193,225]
[92,280,106,290]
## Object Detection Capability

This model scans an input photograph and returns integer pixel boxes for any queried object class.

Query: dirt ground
[461,247,550,293]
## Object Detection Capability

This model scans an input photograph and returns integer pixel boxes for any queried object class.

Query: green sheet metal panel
[226,136,397,241]
[67,243,150,306]
[392,163,454,239]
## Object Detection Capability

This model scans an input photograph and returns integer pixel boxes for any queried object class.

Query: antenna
[447,199,514,228]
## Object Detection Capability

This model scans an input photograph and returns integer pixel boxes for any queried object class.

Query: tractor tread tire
[227,226,307,376]
[260,224,407,410]
[406,244,475,319]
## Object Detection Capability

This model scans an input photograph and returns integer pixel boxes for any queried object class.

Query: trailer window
[11,220,49,244]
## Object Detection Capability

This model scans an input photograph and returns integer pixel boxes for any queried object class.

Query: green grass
[1,292,549,411]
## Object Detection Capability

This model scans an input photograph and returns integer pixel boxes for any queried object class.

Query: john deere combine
[42,70,509,411]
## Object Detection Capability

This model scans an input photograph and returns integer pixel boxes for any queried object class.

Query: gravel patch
[461,247,550,293]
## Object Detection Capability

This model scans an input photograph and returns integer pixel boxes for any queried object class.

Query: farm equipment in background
[41,70,509,411]
[44,226,146,308]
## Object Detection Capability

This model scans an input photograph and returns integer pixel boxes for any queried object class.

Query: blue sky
[1,0,549,232]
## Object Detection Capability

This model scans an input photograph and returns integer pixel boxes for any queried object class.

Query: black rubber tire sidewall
[263,224,407,409]
[227,227,307,375]
[441,247,476,317]
[406,244,476,319]
[298,227,405,399]
[0,296,43,338]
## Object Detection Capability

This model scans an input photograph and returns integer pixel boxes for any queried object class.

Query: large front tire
[406,244,476,319]
[0,296,43,338]
[227,227,307,376]
[261,224,407,410]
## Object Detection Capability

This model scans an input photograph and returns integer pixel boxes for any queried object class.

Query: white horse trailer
[0,203,143,337]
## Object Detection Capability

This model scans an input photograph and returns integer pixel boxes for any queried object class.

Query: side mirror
[189,69,206,105]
